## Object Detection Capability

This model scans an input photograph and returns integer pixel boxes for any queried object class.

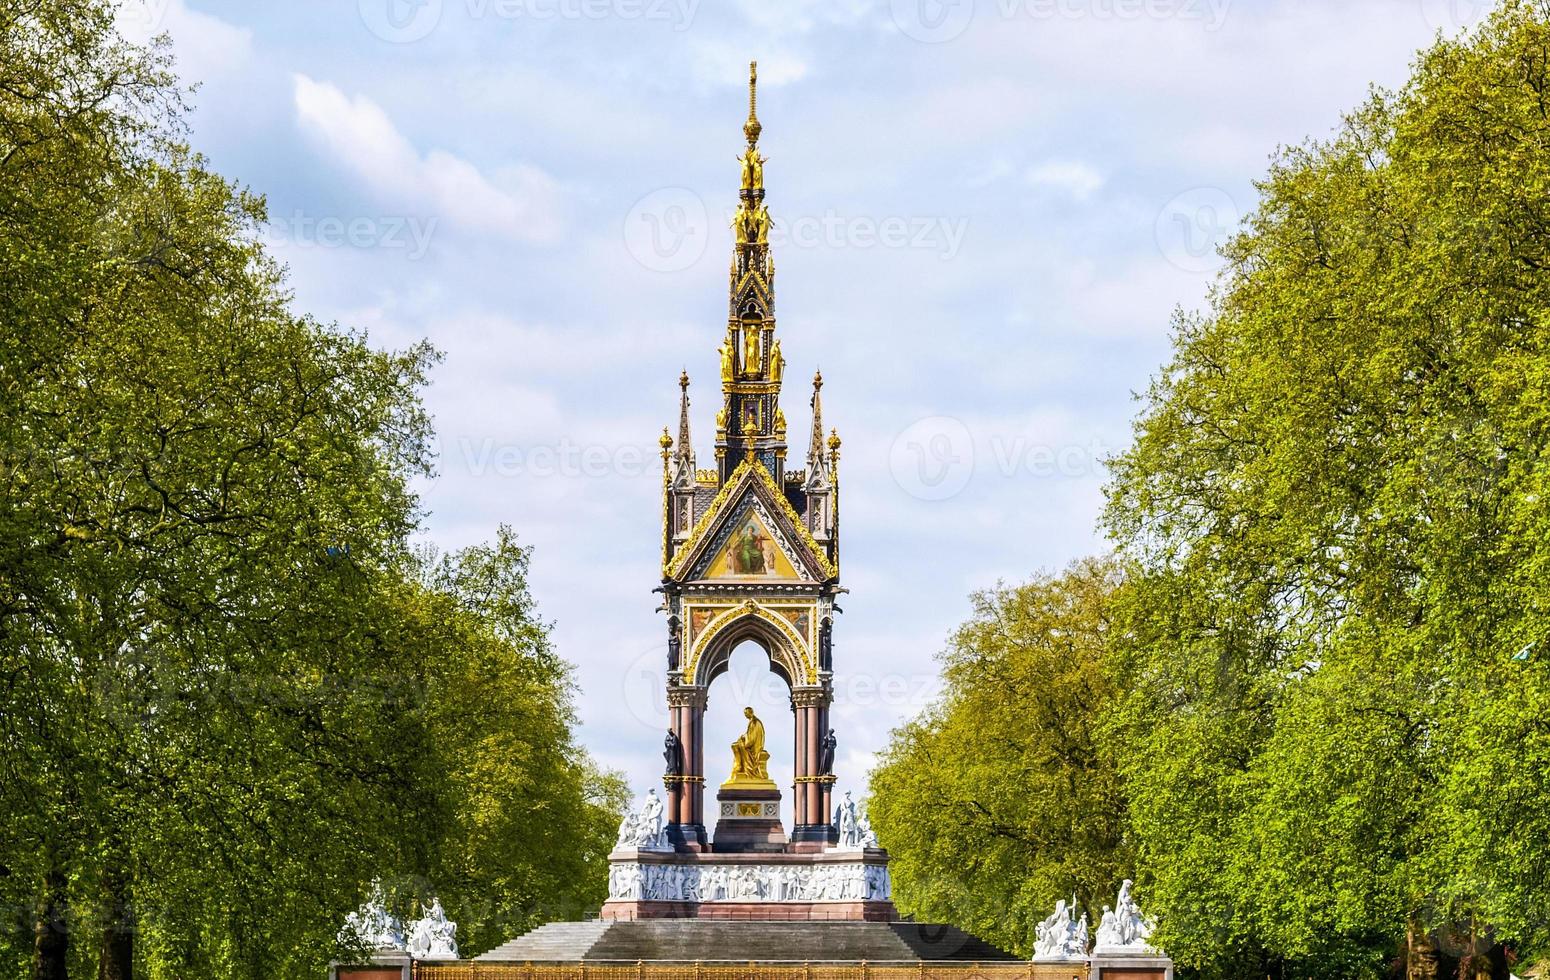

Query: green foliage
[0,2,620,977]
[1101,1,1550,975]
[869,559,1130,957]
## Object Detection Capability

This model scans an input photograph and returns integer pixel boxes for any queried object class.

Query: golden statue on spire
[738,61,766,193]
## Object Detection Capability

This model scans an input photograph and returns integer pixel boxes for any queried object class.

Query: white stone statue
[834,791,862,849]
[1033,896,1088,961]
[1094,879,1155,953]
[615,789,672,851]
[340,880,406,952]
[405,898,459,960]
[857,811,880,848]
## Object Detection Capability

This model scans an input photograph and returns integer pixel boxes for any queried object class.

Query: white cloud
[115,0,251,81]
[1025,160,1105,200]
[291,74,564,243]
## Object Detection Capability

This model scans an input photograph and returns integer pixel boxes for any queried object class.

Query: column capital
[790,686,831,709]
[667,685,709,709]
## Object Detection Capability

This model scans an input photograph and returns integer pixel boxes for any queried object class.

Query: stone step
[477,920,1018,963]
[475,921,612,961]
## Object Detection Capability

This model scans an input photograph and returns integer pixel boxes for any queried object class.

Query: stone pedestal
[329,952,411,980]
[599,849,896,921]
[1088,951,1174,980]
[712,786,786,853]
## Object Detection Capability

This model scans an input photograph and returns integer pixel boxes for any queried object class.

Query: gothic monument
[598,61,893,922]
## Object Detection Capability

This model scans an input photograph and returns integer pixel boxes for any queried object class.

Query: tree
[0,2,620,976]
[1104,2,1550,976]
[868,558,1130,957]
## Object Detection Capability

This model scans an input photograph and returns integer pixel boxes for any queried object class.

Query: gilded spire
[676,371,693,464]
[808,370,824,466]
[743,61,761,146]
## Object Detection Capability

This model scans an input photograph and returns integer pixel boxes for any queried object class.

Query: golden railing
[414,964,1087,980]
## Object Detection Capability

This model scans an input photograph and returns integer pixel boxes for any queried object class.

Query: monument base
[1088,951,1175,980]
[712,786,786,853]
[600,899,898,922]
[600,848,895,922]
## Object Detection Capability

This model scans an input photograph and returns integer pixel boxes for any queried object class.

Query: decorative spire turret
[719,60,783,484]
[808,370,824,469]
[676,372,693,463]
[743,61,761,147]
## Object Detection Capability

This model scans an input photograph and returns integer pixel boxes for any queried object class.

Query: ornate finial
[660,427,673,454]
[743,61,761,146]
[813,369,823,391]
[827,428,842,455]
[676,373,693,465]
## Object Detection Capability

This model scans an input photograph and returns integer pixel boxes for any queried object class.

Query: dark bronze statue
[664,729,684,777]
[819,728,837,775]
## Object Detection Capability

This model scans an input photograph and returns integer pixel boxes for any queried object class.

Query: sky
[115,0,1493,821]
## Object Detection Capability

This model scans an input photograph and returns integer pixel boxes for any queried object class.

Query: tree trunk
[32,864,68,980]
[1406,918,1439,980]
[98,880,133,980]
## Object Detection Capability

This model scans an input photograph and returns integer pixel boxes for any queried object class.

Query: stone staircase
[476,921,612,961]
[477,920,1016,963]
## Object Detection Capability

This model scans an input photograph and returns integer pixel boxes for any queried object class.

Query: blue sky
[116,0,1492,818]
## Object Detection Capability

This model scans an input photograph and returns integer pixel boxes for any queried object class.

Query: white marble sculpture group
[1032,879,1157,963]
[614,788,672,852]
[339,883,459,960]
[607,860,891,904]
[831,791,880,850]
[1094,879,1156,953]
[1032,896,1090,961]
